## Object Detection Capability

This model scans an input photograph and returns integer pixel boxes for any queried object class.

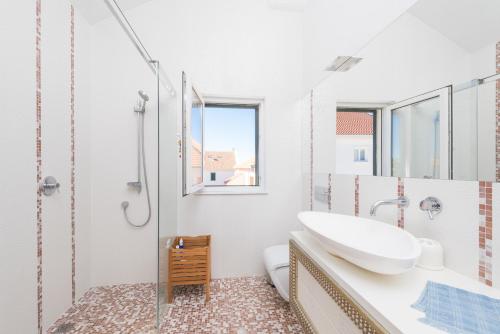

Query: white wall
[0,2,37,333]
[42,0,73,326]
[88,16,160,286]
[0,1,92,332]
[334,13,472,103]
[336,135,373,175]
[74,3,92,301]
[302,0,418,92]
[328,175,486,284]
[204,170,234,186]
[120,0,304,278]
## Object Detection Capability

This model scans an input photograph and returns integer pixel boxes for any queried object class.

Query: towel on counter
[412,281,500,334]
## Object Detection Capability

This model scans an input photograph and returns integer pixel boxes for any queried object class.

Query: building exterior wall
[336,135,373,175]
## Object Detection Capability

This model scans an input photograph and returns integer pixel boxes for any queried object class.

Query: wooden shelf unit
[167,235,211,303]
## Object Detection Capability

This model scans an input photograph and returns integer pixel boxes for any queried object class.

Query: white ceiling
[72,0,310,24]
[409,0,500,52]
[267,0,308,11]
[70,0,154,24]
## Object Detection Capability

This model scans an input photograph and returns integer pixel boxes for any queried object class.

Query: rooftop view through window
[191,104,258,186]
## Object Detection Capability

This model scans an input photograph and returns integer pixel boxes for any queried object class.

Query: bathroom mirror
[333,0,500,181]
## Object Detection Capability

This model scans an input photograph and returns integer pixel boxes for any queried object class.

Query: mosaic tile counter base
[48,277,303,334]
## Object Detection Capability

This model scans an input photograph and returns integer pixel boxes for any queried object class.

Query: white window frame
[198,95,266,195]
[182,72,205,196]
[381,86,451,179]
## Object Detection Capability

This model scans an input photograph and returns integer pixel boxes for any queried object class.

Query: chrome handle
[39,176,60,196]
[419,197,442,220]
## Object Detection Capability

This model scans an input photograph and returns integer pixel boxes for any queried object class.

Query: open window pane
[182,72,204,195]
[191,90,203,185]
[204,105,258,186]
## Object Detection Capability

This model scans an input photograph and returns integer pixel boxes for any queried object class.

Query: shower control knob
[419,196,442,220]
[39,176,60,196]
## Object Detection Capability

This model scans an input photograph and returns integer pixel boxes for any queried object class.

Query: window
[203,102,260,189]
[354,148,367,162]
[336,109,377,175]
[182,81,265,195]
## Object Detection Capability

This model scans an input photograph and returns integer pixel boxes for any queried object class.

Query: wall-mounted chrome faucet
[369,196,409,216]
[419,197,442,220]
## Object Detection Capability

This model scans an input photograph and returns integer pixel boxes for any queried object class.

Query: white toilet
[263,244,290,301]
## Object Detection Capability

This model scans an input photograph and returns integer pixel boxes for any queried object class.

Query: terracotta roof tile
[192,140,202,168]
[204,151,236,171]
[336,112,374,135]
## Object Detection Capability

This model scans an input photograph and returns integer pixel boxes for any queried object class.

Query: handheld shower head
[134,90,149,113]
[138,90,149,102]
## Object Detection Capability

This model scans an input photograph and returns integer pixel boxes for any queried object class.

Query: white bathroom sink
[298,211,421,275]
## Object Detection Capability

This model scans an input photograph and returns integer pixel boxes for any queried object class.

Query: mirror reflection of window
[391,97,440,179]
[336,110,376,175]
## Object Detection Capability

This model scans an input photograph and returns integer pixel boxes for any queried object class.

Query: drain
[54,322,75,333]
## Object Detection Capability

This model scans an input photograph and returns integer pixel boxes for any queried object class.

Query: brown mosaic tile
[47,283,157,334]
[327,173,332,212]
[48,277,303,334]
[397,177,404,229]
[309,90,314,211]
[70,4,76,305]
[162,277,302,334]
[478,181,493,286]
[354,175,359,216]
[35,0,43,332]
[496,41,500,181]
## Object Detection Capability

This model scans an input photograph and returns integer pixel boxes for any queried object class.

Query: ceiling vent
[325,56,363,72]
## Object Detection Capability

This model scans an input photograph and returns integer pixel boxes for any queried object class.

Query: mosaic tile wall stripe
[496,42,500,182]
[327,173,332,212]
[35,0,43,332]
[354,175,359,216]
[397,177,404,229]
[479,181,493,286]
[70,5,76,304]
[309,90,314,211]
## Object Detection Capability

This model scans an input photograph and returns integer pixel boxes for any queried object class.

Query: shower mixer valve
[127,181,142,193]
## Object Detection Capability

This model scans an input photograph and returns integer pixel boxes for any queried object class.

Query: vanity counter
[290,231,500,334]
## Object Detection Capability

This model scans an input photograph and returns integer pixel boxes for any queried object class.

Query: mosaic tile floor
[48,277,303,334]
[47,283,157,334]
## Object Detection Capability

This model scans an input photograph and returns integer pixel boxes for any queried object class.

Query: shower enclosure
[1,0,176,333]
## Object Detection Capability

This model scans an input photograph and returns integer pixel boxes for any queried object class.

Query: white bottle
[179,238,184,249]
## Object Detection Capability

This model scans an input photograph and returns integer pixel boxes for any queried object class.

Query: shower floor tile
[47,277,302,334]
[47,283,157,334]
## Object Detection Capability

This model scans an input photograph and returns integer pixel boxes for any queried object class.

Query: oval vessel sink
[299,211,421,275]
